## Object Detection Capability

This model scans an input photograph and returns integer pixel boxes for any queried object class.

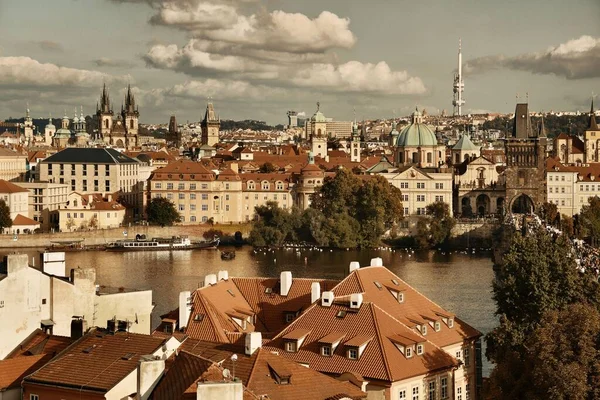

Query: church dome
[396,108,437,147]
[311,110,326,123]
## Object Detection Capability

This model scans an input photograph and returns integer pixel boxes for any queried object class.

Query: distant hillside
[220,119,283,131]
[482,114,592,138]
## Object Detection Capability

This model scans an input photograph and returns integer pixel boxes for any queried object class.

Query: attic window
[336,310,347,318]
[164,324,173,334]
[347,348,358,360]
[285,312,296,323]
[435,321,441,332]
[448,318,454,328]
[121,352,135,360]
[190,175,195,179]
[416,344,424,355]
[405,346,413,358]
[422,325,427,336]
[321,345,332,356]
[398,292,405,303]
[194,314,204,322]
[391,279,399,286]
[227,289,236,297]
[285,341,297,353]
[265,287,273,294]
[374,281,383,290]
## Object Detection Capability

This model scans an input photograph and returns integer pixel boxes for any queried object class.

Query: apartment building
[37,148,144,220]
[17,181,69,231]
[155,258,482,399]
[547,158,600,216]
[58,192,126,231]
[0,179,28,219]
[379,166,453,216]
[148,160,294,223]
[0,147,26,182]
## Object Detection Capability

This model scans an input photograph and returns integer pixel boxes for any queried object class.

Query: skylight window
[374,281,382,290]
[391,279,399,286]
[336,310,347,318]
[194,314,204,322]
[265,287,273,294]
[227,289,235,297]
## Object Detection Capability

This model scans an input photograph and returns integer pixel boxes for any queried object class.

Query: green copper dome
[395,109,437,147]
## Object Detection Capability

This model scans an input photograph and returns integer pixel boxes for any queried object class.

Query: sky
[0,0,599,125]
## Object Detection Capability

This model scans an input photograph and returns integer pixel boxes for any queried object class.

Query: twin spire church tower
[96,84,139,150]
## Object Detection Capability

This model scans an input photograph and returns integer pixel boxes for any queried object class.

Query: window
[178,193,185,200]
[417,182,425,189]
[417,344,424,355]
[417,207,426,215]
[202,216,207,222]
[435,321,441,331]
[402,194,409,201]
[225,205,230,211]
[191,216,196,222]
[465,383,470,400]
[561,187,565,193]
[276,181,284,190]
[448,318,454,328]
[457,386,462,400]
[441,377,448,399]
[285,341,297,353]
[262,181,270,190]
[225,183,230,190]
[464,347,470,367]
[435,195,444,202]
[399,389,407,399]
[190,193,196,200]
[94,180,99,191]
[105,181,110,191]
[400,182,408,189]
[404,207,409,215]
[0,300,4,308]
[94,165,98,176]
[561,176,565,181]
[428,381,436,400]
[435,183,444,189]
[456,350,462,360]
[178,183,185,190]
[190,183,197,190]
[405,346,412,358]
[321,345,332,356]
[30,395,39,400]
[417,195,425,202]
[202,205,208,211]
[412,386,419,400]
[71,179,76,191]
[225,194,230,201]
[190,204,196,211]
[202,194,208,200]
[179,204,185,211]
[398,292,405,303]
[348,348,358,360]
[201,183,208,189]
[167,193,173,200]
[167,183,174,190]
[422,324,427,335]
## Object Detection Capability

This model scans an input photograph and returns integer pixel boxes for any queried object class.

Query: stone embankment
[0,223,252,248]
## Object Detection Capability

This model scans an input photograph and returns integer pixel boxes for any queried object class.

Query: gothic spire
[590,96,598,131]
[539,113,546,137]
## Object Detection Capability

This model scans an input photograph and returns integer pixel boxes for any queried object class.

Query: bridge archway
[511,194,534,214]
[476,194,490,217]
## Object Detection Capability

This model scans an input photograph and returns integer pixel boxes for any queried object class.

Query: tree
[486,225,600,397]
[579,196,600,246]
[537,202,559,226]
[413,202,455,248]
[88,215,99,229]
[146,197,180,227]
[259,162,278,173]
[560,215,574,237]
[0,199,12,230]
[66,218,76,231]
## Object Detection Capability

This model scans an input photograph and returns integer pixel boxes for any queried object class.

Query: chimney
[106,319,116,334]
[245,332,262,356]
[204,274,217,287]
[218,270,229,281]
[41,251,67,277]
[321,291,334,307]
[70,317,87,340]
[230,162,239,173]
[179,291,192,330]
[311,282,321,303]
[280,271,292,296]
[349,261,360,274]
[137,357,165,400]
[350,293,363,309]
[370,257,383,267]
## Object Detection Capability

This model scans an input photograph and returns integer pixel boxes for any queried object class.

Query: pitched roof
[24,330,166,393]
[151,160,215,181]
[42,148,139,164]
[0,179,28,194]
[0,354,50,390]
[13,214,40,226]
[6,329,74,359]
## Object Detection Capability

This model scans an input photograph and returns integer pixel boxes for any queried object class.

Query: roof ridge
[244,347,264,386]
[368,303,393,382]
[195,292,229,343]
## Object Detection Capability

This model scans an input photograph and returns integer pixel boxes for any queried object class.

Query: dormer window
[321,345,332,356]
[285,341,297,353]
[247,181,255,190]
[398,292,405,303]
[448,318,454,328]
[422,325,427,336]
[416,344,424,355]
[405,346,413,358]
[435,321,441,332]
[261,181,270,190]
[285,312,295,323]
[347,348,358,360]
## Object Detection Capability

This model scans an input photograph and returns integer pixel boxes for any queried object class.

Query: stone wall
[0,223,252,248]
[448,221,499,248]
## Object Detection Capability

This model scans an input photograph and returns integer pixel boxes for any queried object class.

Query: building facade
[0,148,27,182]
[201,102,220,146]
[0,180,29,220]
[96,84,139,150]
[17,181,69,232]
[394,109,446,168]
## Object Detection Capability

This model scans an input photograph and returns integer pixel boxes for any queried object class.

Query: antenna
[222,369,231,380]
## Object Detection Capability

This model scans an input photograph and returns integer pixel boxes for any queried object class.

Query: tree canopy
[414,201,456,249]
[248,169,404,248]
[579,196,600,246]
[146,197,181,227]
[259,162,278,173]
[0,199,12,230]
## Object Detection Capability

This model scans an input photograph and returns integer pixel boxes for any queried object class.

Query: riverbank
[0,223,252,248]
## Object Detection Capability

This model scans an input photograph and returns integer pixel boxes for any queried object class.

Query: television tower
[452,39,465,116]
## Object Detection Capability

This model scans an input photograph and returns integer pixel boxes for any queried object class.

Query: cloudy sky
[1,0,599,125]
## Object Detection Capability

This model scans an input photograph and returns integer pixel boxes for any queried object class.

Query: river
[1,246,497,375]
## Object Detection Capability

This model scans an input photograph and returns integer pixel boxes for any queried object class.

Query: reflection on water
[1,246,496,375]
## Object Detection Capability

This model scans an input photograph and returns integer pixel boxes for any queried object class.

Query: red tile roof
[0,354,49,390]
[13,214,40,226]
[0,179,28,194]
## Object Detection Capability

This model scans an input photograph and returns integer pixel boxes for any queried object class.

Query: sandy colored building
[0,180,28,220]
[17,181,69,232]
[0,148,26,182]
[58,192,126,232]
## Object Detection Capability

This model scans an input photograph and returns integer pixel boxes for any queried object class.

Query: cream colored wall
[396,145,446,168]
[0,191,29,219]
[94,290,153,334]
[390,371,454,400]
[18,182,69,231]
[50,270,96,337]
[547,171,578,217]
[0,255,51,360]
[0,155,27,182]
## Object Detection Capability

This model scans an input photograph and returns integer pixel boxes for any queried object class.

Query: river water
[2,246,497,375]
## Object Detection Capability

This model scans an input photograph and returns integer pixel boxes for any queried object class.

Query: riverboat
[105,235,219,251]
[221,251,236,260]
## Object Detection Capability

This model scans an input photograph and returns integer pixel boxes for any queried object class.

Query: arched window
[276,181,284,190]
[130,120,134,129]
[354,149,358,157]
[105,120,108,128]
[427,152,432,164]
[262,181,270,190]
[247,180,255,190]
[317,128,322,136]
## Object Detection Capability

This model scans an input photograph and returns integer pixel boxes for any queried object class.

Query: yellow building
[58,192,125,232]
[148,160,294,224]
[16,181,70,232]
[0,147,27,182]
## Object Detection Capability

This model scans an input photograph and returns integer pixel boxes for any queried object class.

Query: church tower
[504,102,547,213]
[44,114,55,146]
[201,102,220,146]
[584,97,599,162]
[310,102,327,159]
[24,104,34,145]
[351,119,361,163]
[97,83,113,139]
[122,84,139,149]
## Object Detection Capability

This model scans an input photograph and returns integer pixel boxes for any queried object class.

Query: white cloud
[464,35,600,79]
[0,56,130,87]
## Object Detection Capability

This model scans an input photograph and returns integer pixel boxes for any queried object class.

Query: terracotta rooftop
[0,179,28,194]
[152,160,216,181]
[6,329,74,359]
[24,330,166,393]
[0,354,49,391]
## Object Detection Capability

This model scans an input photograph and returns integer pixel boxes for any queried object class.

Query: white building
[0,180,29,219]
[547,158,600,217]
[0,253,154,360]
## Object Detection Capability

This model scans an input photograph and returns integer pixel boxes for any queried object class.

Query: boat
[221,251,236,260]
[46,239,105,252]
[105,235,219,252]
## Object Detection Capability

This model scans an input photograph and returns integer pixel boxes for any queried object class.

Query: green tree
[560,215,574,238]
[537,202,559,226]
[248,201,301,247]
[579,196,600,246]
[146,197,180,227]
[259,162,278,173]
[0,199,12,230]
[413,202,455,248]
[486,226,600,397]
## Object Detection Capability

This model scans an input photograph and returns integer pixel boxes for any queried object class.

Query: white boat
[105,235,219,252]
